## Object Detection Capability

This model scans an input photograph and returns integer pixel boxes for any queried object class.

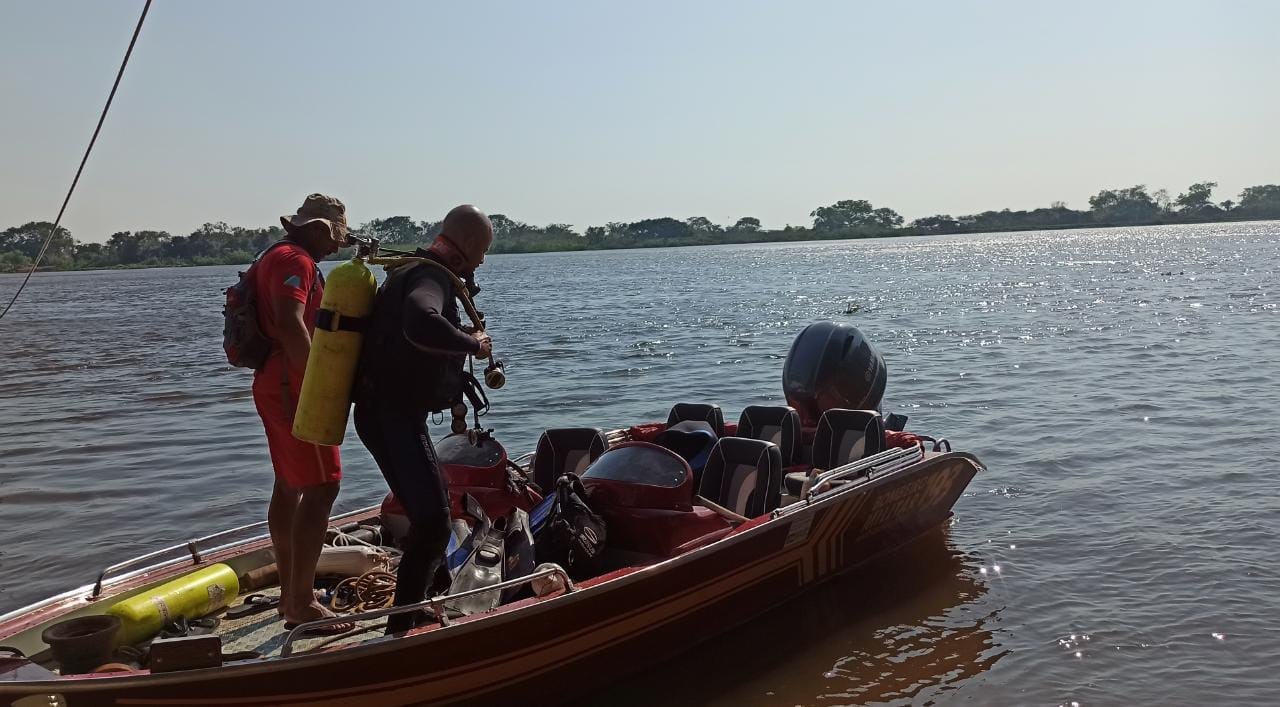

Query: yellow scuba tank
[293,257,377,446]
[106,563,239,645]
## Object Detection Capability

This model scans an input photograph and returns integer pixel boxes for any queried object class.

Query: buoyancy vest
[357,250,466,414]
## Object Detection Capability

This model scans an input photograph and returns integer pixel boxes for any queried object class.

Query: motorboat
[0,322,983,706]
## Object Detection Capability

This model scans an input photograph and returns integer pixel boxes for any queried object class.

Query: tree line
[3,181,1279,271]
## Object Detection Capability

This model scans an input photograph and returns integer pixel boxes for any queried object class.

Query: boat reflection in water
[589,527,1004,706]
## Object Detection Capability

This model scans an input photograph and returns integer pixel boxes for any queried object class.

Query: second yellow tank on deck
[106,563,239,645]
[292,258,377,446]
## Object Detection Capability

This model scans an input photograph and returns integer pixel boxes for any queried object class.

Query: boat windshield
[583,444,688,487]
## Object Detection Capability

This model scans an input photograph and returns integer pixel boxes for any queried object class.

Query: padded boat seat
[812,409,884,469]
[736,405,800,465]
[667,403,725,438]
[532,428,609,492]
[699,437,782,517]
[784,409,884,496]
[653,428,717,486]
[668,420,717,436]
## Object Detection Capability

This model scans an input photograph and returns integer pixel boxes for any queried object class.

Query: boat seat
[532,427,609,493]
[784,409,884,496]
[736,405,800,465]
[699,438,782,517]
[667,403,725,438]
[652,428,718,486]
[668,419,717,436]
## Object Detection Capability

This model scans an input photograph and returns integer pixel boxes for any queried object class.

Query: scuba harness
[365,238,506,442]
[291,234,506,447]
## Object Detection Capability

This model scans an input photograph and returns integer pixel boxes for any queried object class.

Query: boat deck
[213,587,384,660]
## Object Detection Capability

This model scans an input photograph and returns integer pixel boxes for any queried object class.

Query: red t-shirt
[249,242,340,486]
[253,243,322,378]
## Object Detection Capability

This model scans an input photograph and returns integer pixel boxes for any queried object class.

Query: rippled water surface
[2,223,1278,705]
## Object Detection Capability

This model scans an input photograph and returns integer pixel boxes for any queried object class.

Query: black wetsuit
[353,251,478,631]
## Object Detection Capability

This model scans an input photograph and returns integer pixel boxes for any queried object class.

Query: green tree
[240,226,283,252]
[0,222,75,260]
[626,218,690,240]
[108,230,170,264]
[1238,185,1280,217]
[730,217,761,232]
[0,250,31,271]
[685,216,723,235]
[1175,182,1217,213]
[810,199,903,231]
[543,223,578,237]
[74,242,114,268]
[1087,186,1160,224]
[873,207,904,228]
[911,214,961,234]
[488,214,531,238]
[363,216,421,245]
[1152,188,1173,214]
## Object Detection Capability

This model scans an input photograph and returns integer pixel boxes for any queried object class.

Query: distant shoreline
[1,215,1275,275]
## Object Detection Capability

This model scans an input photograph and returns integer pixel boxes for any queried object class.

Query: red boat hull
[0,452,979,706]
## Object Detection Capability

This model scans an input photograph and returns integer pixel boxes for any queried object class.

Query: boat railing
[810,445,923,490]
[605,428,631,446]
[91,504,379,599]
[280,563,577,658]
[772,445,924,518]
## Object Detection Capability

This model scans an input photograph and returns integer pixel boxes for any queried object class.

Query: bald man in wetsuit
[353,205,494,633]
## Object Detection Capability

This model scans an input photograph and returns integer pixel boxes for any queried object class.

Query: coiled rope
[329,570,398,613]
[0,0,152,322]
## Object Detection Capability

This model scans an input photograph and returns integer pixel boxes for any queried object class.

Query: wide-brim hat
[281,193,348,245]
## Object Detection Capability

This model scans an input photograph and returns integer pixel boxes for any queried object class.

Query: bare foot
[276,589,327,614]
[283,600,355,634]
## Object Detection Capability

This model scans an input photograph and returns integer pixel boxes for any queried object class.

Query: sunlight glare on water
[1,222,1278,704]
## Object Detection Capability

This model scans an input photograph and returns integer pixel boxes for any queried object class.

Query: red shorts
[253,355,342,488]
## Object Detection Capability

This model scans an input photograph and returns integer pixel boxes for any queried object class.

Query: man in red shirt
[253,193,350,631]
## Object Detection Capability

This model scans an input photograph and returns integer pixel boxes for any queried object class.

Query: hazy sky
[2,1,1277,242]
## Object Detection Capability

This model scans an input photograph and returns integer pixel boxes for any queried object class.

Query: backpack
[221,241,316,369]
[532,473,607,581]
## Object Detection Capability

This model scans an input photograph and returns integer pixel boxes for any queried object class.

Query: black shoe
[385,610,429,635]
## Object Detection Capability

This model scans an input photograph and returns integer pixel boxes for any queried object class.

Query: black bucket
[41,615,121,675]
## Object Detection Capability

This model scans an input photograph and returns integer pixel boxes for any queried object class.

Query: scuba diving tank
[107,564,239,645]
[293,258,377,446]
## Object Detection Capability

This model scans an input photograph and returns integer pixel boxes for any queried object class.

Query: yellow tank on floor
[293,258,377,446]
[106,563,239,645]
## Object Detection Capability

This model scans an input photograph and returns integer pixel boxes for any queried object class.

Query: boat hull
[0,452,979,706]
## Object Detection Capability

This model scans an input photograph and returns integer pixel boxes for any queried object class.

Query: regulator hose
[368,256,486,333]
[369,255,507,390]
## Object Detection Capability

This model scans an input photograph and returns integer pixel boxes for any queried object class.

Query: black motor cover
[782,322,887,427]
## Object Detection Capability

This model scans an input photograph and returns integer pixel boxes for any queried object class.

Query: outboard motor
[782,322,887,427]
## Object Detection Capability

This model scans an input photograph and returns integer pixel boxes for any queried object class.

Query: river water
[1,223,1277,705]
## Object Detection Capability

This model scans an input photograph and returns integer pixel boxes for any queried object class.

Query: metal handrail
[809,446,920,490]
[90,504,379,598]
[280,564,576,658]
[605,428,631,446]
[803,450,924,507]
[772,445,926,518]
